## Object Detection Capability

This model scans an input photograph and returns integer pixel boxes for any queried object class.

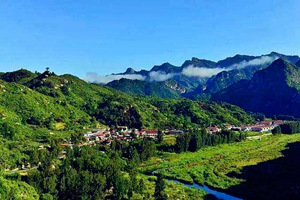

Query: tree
[188,130,202,152]
[154,174,167,200]
[128,146,140,168]
[157,129,164,144]
[127,169,138,198]
[130,129,137,140]
[140,139,155,161]
[272,126,282,134]
[279,122,300,134]
[70,132,83,145]
[176,132,191,153]
[112,172,127,200]
[136,178,146,195]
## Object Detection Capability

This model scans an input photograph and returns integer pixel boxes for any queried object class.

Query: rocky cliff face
[165,80,186,94]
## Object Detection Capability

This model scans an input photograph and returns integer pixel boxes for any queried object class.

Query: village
[207,120,285,133]
[59,120,286,147]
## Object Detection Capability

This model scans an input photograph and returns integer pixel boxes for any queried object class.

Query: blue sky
[0,0,299,77]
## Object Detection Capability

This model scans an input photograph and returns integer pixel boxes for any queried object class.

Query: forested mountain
[109,57,219,93]
[107,78,184,98]
[213,59,300,117]
[205,52,300,93]
[0,69,253,140]
[104,52,300,118]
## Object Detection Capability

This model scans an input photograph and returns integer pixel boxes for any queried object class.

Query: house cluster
[233,120,285,132]
[59,126,186,148]
[207,120,285,134]
[82,126,160,146]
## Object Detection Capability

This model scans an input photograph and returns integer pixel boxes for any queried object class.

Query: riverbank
[140,134,300,199]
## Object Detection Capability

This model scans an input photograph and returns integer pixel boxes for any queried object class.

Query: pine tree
[154,174,167,200]
[130,129,137,140]
[157,129,164,144]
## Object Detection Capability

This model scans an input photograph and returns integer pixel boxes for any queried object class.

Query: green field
[140,134,300,198]
[132,174,207,200]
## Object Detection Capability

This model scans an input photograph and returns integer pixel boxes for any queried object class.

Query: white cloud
[181,56,279,78]
[228,56,278,69]
[149,71,176,82]
[83,72,146,84]
[84,56,279,83]
[182,65,225,78]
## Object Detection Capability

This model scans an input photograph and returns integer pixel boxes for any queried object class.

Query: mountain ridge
[212,58,300,117]
[106,52,299,98]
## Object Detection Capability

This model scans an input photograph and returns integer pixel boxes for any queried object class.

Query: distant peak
[125,67,136,74]
[191,57,200,62]
[269,51,282,56]
[232,54,246,58]
[161,62,173,66]
[270,51,282,54]
[190,57,214,63]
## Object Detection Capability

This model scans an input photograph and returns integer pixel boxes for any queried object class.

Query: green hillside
[0,69,254,136]
[0,69,38,84]
[107,78,183,98]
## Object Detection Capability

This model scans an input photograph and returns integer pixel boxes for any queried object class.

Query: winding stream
[152,171,242,200]
[167,179,242,200]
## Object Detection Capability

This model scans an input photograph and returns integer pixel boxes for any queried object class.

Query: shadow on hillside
[222,142,300,200]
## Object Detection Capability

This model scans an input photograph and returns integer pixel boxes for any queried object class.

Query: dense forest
[0,69,255,199]
[1,128,248,199]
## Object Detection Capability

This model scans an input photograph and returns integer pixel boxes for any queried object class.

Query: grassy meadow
[140,133,300,192]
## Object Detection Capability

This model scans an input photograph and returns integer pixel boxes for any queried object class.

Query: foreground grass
[140,134,300,190]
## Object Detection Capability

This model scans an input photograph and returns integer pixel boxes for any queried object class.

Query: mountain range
[104,52,299,95]
[100,52,300,118]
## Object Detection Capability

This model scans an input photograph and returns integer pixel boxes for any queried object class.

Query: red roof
[273,120,284,125]
[142,129,158,134]
[261,121,272,125]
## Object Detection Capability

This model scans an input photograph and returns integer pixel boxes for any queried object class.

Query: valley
[0,67,299,200]
[1,1,299,199]
[140,133,300,199]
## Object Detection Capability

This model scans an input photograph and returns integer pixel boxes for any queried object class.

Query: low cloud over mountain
[84,53,298,90]
[149,71,176,82]
[182,65,225,77]
[227,55,278,69]
[181,55,279,78]
[84,72,145,84]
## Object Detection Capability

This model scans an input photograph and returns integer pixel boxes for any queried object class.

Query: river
[167,179,242,200]
[152,171,242,200]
